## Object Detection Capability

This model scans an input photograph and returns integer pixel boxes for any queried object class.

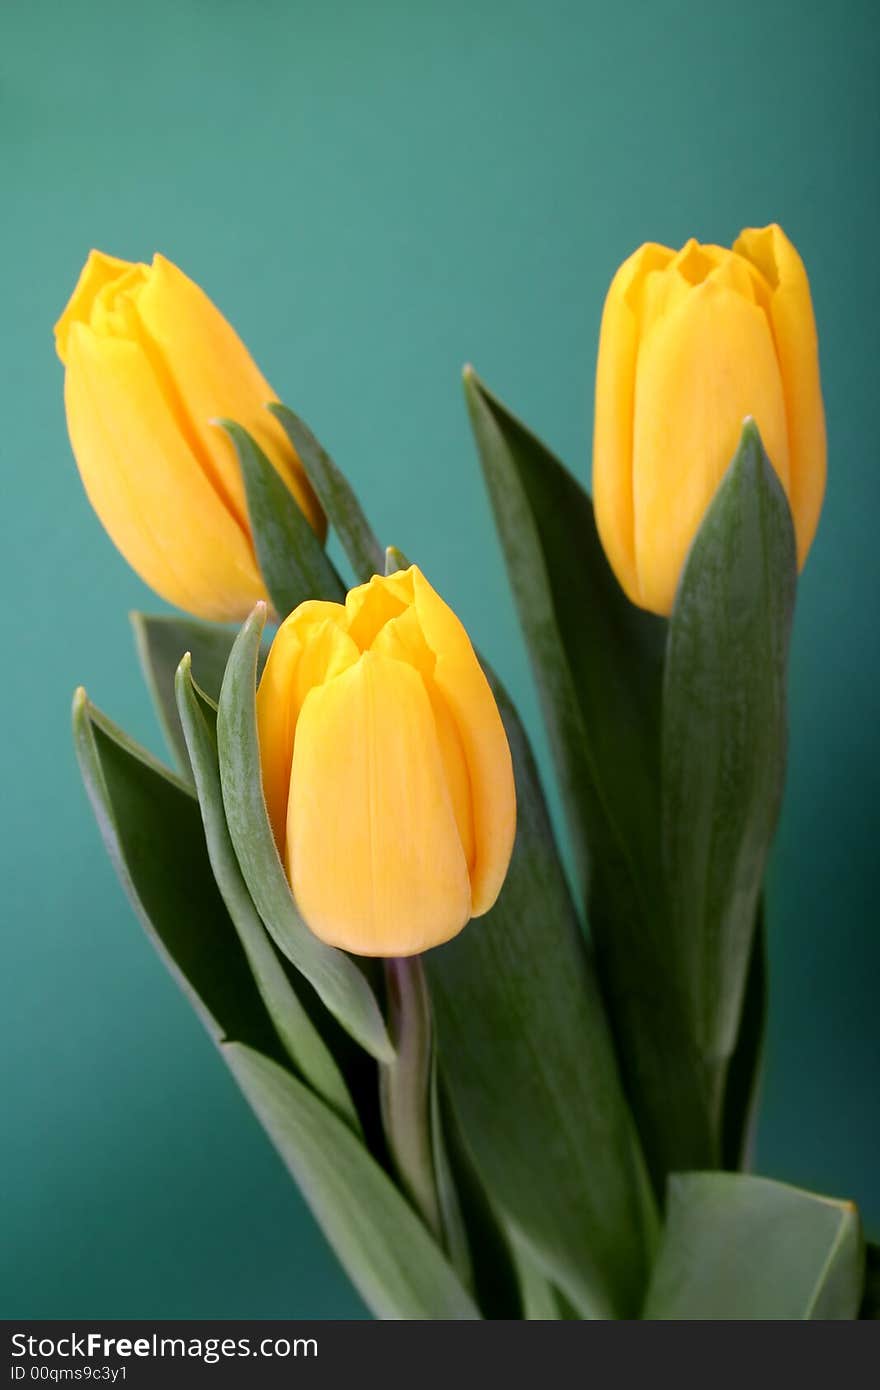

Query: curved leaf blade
[221,419,345,617]
[71,688,280,1061]
[175,657,360,1132]
[380,957,442,1239]
[721,907,767,1171]
[463,366,665,905]
[464,367,714,1188]
[644,1172,864,1320]
[663,422,796,1071]
[431,1067,522,1318]
[224,1043,481,1320]
[270,403,385,583]
[216,603,392,1063]
[427,667,658,1319]
[132,611,242,775]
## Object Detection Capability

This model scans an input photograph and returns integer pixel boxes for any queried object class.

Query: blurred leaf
[132,612,242,774]
[427,667,658,1319]
[721,908,767,1171]
[644,1172,864,1319]
[432,1068,522,1319]
[385,544,410,574]
[222,419,345,617]
[270,403,385,582]
[663,422,796,1086]
[224,1042,481,1320]
[175,657,360,1131]
[216,603,392,1063]
[71,688,281,1061]
[512,1240,565,1320]
[463,366,664,899]
[463,367,713,1188]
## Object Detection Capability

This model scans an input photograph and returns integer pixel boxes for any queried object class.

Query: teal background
[2,0,877,1318]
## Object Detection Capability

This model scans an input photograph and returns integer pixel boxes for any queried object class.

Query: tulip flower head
[257,566,516,957]
[593,224,826,615]
[55,251,324,620]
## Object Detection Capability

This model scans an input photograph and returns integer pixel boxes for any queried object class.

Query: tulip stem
[379,956,443,1242]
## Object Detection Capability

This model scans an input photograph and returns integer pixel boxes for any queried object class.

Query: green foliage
[222,418,345,615]
[644,1173,864,1319]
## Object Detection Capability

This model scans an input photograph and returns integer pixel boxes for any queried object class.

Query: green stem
[380,956,443,1240]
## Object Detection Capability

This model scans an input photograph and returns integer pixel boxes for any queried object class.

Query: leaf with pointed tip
[132,611,242,775]
[385,544,410,575]
[463,367,712,1189]
[663,422,796,1074]
[71,688,281,1062]
[644,1173,864,1319]
[221,419,345,617]
[427,666,657,1319]
[270,403,385,582]
[224,1043,481,1320]
[216,602,392,1064]
[175,656,360,1131]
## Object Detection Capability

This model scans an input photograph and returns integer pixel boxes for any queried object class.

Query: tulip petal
[288,651,472,956]
[54,249,133,363]
[135,256,325,538]
[593,243,675,605]
[633,281,791,614]
[408,568,515,915]
[372,606,476,871]
[344,570,411,649]
[64,322,267,621]
[734,225,826,566]
[257,604,358,849]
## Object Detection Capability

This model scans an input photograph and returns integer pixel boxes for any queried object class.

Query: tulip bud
[54,251,325,621]
[593,224,826,616]
[257,565,516,957]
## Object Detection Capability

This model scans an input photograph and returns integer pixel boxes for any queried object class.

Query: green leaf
[221,419,345,616]
[270,403,385,583]
[216,602,392,1063]
[427,666,658,1319]
[463,367,713,1189]
[721,906,767,1171]
[175,656,360,1132]
[71,688,281,1062]
[431,1068,522,1318]
[662,422,796,1083]
[428,1060,473,1288]
[223,1042,481,1320]
[511,1240,565,1320]
[644,1173,864,1319]
[132,611,242,775]
[385,544,410,575]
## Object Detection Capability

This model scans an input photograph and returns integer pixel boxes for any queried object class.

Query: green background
[2,0,877,1318]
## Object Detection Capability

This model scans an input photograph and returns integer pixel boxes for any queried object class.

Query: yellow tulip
[257,565,516,957]
[54,250,325,621]
[593,224,826,615]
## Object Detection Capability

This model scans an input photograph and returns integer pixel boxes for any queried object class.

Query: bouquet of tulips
[59,231,876,1320]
